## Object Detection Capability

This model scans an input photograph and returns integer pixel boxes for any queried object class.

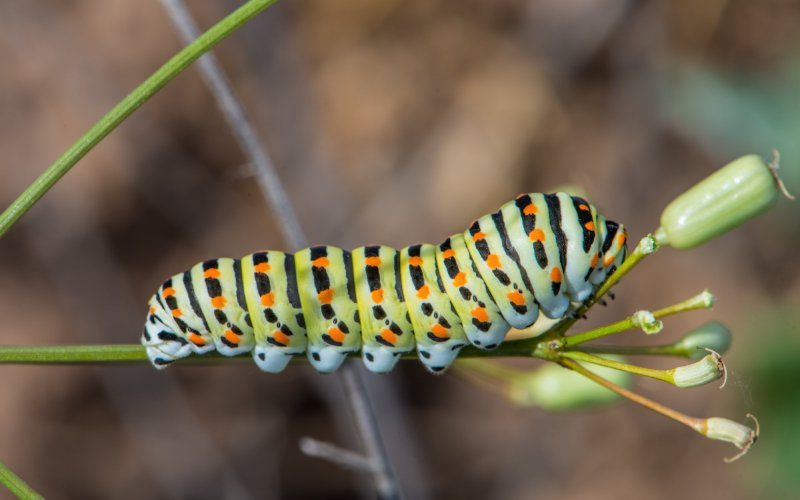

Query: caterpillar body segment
[352,246,415,373]
[142,192,627,374]
[435,234,510,351]
[241,251,306,373]
[295,246,362,372]
[401,244,469,372]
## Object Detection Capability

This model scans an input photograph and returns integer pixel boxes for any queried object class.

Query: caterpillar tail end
[144,346,179,369]
[141,328,190,369]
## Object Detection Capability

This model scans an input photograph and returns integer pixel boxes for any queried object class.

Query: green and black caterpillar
[142,193,627,374]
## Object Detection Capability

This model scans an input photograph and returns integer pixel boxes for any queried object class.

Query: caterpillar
[142,192,627,374]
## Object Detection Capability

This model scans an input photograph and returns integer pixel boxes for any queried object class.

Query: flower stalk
[559,358,757,460]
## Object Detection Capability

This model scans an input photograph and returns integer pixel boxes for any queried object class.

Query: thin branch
[299,437,375,473]
[0,0,278,238]
[159,0,306,251]
[0,460,44,500]
[158,2,402,498]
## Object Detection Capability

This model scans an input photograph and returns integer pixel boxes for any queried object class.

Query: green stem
[0,345,148,364]
[560,351,673,384]
[559,358,704,432]
[0,461,44,500]
[0,0,278,238]
[563,316,644,348]
[574,343,688,358]
[593,234,658,300]
[0,339,545,365]
[563,289,714,347]
[540,234,660,338]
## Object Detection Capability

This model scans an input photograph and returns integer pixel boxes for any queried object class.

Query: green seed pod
[673,321,732,360]
[703,415,758,462]
[656,154,781,249]
[672,352,724,388]
[508,357,632,411]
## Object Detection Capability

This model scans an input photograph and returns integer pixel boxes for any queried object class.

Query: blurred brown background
[0,1,799,498]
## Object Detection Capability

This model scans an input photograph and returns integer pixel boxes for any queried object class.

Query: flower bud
[508,357,632,411]
[631,310,663,335]
[672,352,724,388]
[656,154,781,249]
[673,321,732,360]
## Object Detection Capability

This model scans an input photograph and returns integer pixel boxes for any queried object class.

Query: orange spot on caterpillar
[365,256,381,267]
[261,293,275,307]
[471,307,489,322]
[604,254,615,267]
[380,329,397,345]
[472,231,486,242]
[312,257,330,268]
[408,256,423,266]
[442,249,456,259]
[171,308,183,318]
[617,232,627,246]
[584,221,595,231]
[523,204,537,215]
[550,267,562,283]
[453,272,467,287]
[211,296,226,309]
[204,268,221,279]
[529,229,545,242]
[328,327,345,343]
[188,332,206,346]
[223,329,239,346]
[162,287,176,298]
[371,289,384,303]
[149,307,156,314]
[430,323,449,339]
[318,289,334,304]
[507,291,525,306]
[416,285,430,299]
[591,253,599,268]
[486,254,501,269]
[579,204,590,211]
[272,330,290,346]
[254,262,271,273]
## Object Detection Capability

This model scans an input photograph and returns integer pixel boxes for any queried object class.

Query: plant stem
[574,343,687,357]
[559,351,673,384]
[0,0,278,238]
[0,345,148,364]
[0,461,44,500]
[0,338,551,365]
[593,234,658,300]
[559,358,705,432]
[542,234,659,338]
[563,289,714,347]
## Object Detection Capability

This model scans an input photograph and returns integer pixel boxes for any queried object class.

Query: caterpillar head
[591,219,627,286]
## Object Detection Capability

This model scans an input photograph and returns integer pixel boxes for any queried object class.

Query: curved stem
[0,0,278,238]
[0,461,44,500]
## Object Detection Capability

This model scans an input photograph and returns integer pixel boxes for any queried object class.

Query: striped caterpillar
[142,192,627,374]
